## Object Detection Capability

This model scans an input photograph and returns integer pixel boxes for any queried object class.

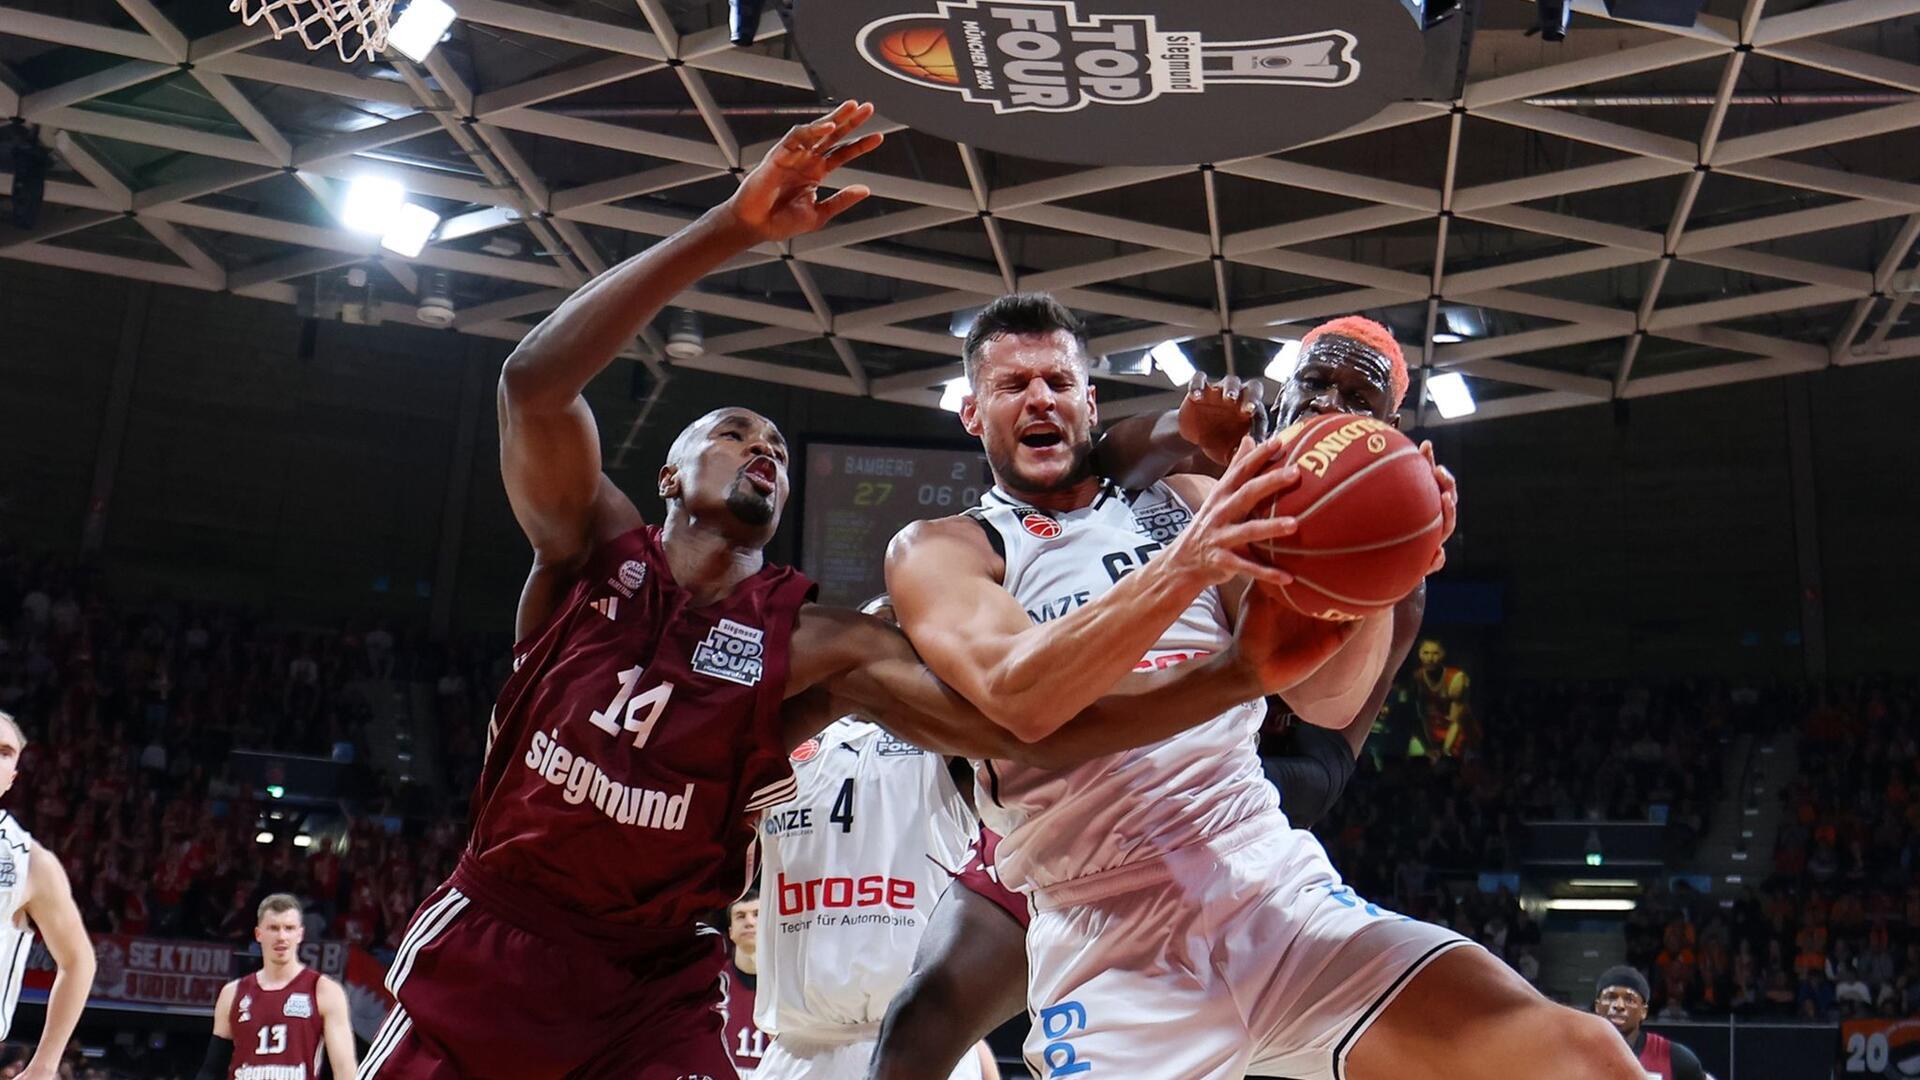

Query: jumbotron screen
[800,440,994,607]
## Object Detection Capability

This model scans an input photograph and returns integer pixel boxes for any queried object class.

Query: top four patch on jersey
[1020,510,1063,540]
[608,558,648,598]
[692,618,766,686]
[874,732,925,757]
[283,992,313,1019]
[1133,502,1192,543]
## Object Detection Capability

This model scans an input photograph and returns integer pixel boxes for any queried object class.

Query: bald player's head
[657,407,791,537]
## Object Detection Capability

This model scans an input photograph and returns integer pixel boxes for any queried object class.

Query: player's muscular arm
[886,436,1303,741]
[20,848,93,1080]
[317,976,359,1080]
[782,605,1351,768]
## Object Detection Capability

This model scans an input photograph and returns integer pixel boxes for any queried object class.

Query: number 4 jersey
[465,524,817,936]
[756,718,974,1040]
[228,967,324,1080]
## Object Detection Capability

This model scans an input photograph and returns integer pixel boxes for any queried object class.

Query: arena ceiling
[2,0,1919,428]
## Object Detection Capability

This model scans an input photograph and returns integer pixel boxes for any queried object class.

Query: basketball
[1254,413,1444,621]
[876,26,959,84]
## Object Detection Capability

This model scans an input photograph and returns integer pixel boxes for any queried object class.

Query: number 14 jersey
[467,525,817,937]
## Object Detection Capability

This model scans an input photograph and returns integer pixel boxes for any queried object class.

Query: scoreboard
[800,440,993,607]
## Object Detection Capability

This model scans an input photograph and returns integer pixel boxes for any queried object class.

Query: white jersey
[0,813,34,1039]
[968,478,1276,894]
[754,718,975,1042]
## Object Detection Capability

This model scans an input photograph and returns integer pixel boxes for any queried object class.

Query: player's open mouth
[742,457,779,493]
[1018,428,1063,449]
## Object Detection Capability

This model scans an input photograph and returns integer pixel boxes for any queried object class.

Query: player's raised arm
[885,434,1304,741]
[316,976,359,1080]
[496,101,883,571]
[19,846,93,1080]
[1092,373,1269,489]
[782,599,1353,765]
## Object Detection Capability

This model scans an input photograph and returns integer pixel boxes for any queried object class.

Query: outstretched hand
[725,100,886,244]
[1164,433,1305,590]
[1180,373,1269,466]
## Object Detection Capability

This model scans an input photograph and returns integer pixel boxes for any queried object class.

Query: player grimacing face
[660,409,791,537]
[1273,335,1399,429]
[256,910,305,964]
[959,330,1098,496]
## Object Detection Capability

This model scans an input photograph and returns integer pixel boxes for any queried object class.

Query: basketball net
[230,0,393,63]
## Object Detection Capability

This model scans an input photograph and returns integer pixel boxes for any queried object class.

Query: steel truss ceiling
[2,0,1919,425]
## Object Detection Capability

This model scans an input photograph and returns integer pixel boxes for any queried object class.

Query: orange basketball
[1254,413,1445,621]
[878,26,959,84]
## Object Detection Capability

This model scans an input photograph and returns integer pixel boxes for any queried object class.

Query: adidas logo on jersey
[590,596,619,621]
[692,618,765,686]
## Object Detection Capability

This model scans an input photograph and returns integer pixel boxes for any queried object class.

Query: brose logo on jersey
[693,619,766,686]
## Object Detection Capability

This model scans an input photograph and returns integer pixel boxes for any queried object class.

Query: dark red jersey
[722,959,769,1076]
[1637,1031,1672,1078]
[464,525,816,940]
[954,825,1028,929]
[229,967,324,1080]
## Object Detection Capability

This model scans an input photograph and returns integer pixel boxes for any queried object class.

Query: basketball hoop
[230,0,393,63]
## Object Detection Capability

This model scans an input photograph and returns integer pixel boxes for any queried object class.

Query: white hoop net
[230,0,393,63]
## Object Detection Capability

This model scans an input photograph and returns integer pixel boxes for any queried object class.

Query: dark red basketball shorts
[362,869,736,1079]
[953,826,1030,930]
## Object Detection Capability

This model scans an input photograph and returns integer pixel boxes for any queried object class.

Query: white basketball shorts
[1022,810,1473,1080]
[754,1031,987,1080]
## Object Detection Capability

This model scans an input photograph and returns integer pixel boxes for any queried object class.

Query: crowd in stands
[0,536,495,955]
[1315,676,1736,986]
[1624,678,1920,1022]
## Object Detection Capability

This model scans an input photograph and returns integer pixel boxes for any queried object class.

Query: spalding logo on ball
[1256,414,1444,622]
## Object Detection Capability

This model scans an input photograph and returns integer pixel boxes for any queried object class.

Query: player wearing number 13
[199,895,357,1080]
[361,101,1355,1080]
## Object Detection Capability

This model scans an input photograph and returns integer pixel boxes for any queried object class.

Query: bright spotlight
[342,175,407,235]
[1432,332,1465,344]
[381,202,442,257]
[939,377,969,413]
[293,834,313,848]
[387,0,457,62]
[254,831,275,845]
[1427,371,1477,419]
[1263,339,1303,381]
[1149,340,1195,386]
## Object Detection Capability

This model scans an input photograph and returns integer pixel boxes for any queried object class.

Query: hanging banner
[791,0,1467,165]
